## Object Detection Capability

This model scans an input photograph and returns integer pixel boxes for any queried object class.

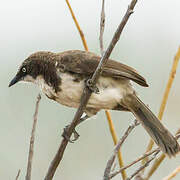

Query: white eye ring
[22,67,26,73]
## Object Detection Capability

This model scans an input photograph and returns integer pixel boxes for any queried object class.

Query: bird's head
[9,51,61,92]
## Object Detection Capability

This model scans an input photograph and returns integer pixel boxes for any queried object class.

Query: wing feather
[57,50,148,87]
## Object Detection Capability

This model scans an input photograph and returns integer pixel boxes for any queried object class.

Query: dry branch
[145,153,165,179]
[45,0,138,179]
[130,132,180,180]
[127,150,160,180]
[110,148,159,179]
[103,120,139,180]
[26,94,41,180]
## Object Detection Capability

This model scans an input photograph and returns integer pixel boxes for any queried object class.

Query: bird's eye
[22,67,26,73]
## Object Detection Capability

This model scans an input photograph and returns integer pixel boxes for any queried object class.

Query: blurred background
[1,0,180,179]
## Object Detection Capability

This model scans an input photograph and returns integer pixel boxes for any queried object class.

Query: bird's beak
[9,75,21,87]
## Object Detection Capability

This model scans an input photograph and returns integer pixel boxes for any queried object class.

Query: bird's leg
[77,114,90,126]
[62,114,90,143]
[71,115,90,141]
[86,79,99,94]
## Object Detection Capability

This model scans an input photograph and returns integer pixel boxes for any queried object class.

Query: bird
[9,50,180,157]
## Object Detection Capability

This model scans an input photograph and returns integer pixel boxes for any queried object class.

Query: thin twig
[145,153,165,180]
[26,94,41,180]
[65,0,89,51]
[100,0,105,55]
[15,169,21,180]
[45,1,138,179]
[110,148,159,179]
[145,46,180,154]
[99,0,126,179]
[110,133,180,180]
[127,151,160,180]
[103,120,139,180]
[162,166,180,180]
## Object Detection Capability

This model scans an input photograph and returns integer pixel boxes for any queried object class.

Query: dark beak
[9,75,21,87]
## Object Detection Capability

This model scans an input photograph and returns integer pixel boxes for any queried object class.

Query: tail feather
[124,94,180,157]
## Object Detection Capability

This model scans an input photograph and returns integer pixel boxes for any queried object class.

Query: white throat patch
[23,75,36,83]
[22,75,56,98]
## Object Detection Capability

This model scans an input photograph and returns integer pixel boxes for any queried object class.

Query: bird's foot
[62,125,80,143]
[86,79,99,94]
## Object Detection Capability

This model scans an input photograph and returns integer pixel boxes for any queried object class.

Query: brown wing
[57,50,148,87]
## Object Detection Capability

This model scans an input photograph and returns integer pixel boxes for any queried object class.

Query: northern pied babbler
[9,50,180,157]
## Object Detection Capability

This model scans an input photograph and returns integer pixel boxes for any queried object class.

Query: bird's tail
[123,94,180,157]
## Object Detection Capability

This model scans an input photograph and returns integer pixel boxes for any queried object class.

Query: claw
[62,125,80,143]
[86,79,99,94]
[62,125,74,143]
[73,130,80,141]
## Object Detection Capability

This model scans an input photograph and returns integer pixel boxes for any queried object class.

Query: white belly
[53,73,134,110]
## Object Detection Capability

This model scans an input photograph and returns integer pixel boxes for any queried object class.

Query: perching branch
[103,120,139,180]
[26,94,41,180]
[45,0,138,179]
